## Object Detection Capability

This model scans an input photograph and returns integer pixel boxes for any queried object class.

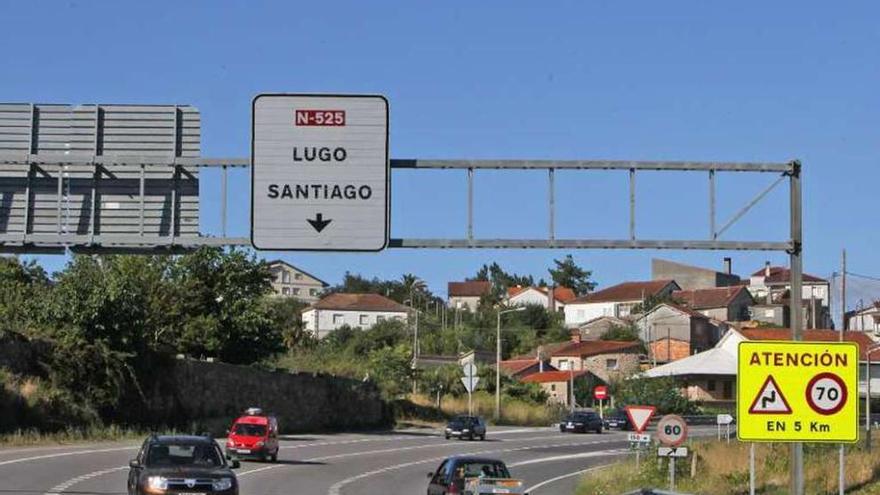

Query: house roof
[266,259,329,287]
[739,328,875,360]
[507,286,578,303]
[552,340,642,358]
[448,281,492,297]
[498,359,556,375]
[568,280,678,304]
[577,315,629,329]
[751,266,827,284]
[522,370,589,384]
[511,341,574,361]
[642,329,745,377]
[305,293,410,313]
[673,286,752,310]
[638,302,709,321]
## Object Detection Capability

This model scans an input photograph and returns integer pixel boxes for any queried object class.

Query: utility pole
[495,307,525,421]
[789,160,804,495]
[842,249,847,332]
[839,248,846,495]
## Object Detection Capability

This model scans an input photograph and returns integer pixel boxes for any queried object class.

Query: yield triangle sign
[625,405,656,433]
[748,375,792,414]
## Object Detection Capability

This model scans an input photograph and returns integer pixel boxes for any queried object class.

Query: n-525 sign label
[737,341,858,443]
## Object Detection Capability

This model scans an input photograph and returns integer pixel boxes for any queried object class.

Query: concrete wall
[449,296,480,312]
[141,359,393,434]
[269,264,325,303]
[550,352,640,382]
[649,339,691,363]
[564,302,618,327]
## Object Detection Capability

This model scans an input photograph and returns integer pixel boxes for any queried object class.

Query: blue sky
[2,1,878,310]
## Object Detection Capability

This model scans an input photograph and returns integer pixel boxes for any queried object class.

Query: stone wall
[139,358,393,434]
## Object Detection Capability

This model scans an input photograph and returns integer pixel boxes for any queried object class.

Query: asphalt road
[0,425,718,495]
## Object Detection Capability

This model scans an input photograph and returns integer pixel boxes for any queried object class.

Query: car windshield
[233,423,267,436]
[453,462,510,480]
[147,442,223,467]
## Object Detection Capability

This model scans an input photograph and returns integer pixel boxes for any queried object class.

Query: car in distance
[225,407,280,462]
[559,411,603,434]
[127,434,239,495]
[444,415,487,441]
[427,456,526,495]
[603,410,632,430]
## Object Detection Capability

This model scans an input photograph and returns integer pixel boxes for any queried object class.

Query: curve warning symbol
[748,375,792,414]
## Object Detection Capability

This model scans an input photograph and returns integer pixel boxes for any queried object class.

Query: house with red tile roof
[548,340,643,382]
[748,262,832,328]
[634,303,726,364]
[643,327,876,404]
[302,293,409,339]
[563,280,680,327]
[673,285,754,321]
[506,285,577,311]
[447,281,492,312]
[521,370,589,406]
[498,358,557,379]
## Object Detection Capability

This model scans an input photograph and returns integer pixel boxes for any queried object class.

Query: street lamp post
[496,307,526,422]
[405,299,420,394]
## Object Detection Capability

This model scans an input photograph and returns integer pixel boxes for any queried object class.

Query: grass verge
[0,425,162,447]
[576,434,880,495]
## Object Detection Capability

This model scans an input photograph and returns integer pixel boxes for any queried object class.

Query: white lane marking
[277,428,550,450]
[238,464,281,477]
[326,439,626,495]
[43,466,127,495]
[0,446,137,468]
[525,464,612,493]
[509,448,629,467]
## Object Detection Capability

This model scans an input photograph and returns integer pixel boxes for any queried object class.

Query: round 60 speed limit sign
[806,372,848,415]
[657,415,688,447]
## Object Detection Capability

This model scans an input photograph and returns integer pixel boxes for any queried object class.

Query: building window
[377,316,385,322]
[282,271,291,284]
[281,287,290,296]
[606,358,618,370]
[333,314,344,325]
[707,380,716,392]
[359,315,369,326]
[295,273,303,280]
[550,384,556,392]
[310,288,319,296]
[293,288,300,295]
[723,381,733,399]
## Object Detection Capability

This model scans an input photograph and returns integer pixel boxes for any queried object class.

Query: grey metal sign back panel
[250,94,389,251]
[0,103,201,249]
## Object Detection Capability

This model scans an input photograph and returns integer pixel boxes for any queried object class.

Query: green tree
[548,255,596,296]
[470,262,534,303]
[601,323,642,342]
[367,344,413,398]
[614,376,696,415]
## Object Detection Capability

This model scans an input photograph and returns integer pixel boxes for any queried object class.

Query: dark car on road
[427,456,525,495]
[128,434,240,495]
[559,411,604,434]
[603,411,632,430]
[444,415,487,441]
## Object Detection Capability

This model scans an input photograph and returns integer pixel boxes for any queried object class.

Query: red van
[225,408,280,462]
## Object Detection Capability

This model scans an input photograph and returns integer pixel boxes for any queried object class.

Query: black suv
[560,411,604,433]
[128,435,240,495]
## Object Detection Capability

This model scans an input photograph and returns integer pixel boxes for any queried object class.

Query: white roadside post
[495,307,526,422]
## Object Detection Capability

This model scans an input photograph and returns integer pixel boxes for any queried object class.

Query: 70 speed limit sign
[657,415,688,447]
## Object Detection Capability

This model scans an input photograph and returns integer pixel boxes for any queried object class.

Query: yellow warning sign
[737,341,859,443]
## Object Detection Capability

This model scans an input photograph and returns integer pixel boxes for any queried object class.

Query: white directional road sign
[251,94,390,251]
[658,447,688,458]
[717,414,734,425]
[628,433,651,443]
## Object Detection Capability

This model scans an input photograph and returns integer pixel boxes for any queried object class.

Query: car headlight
[212,478,234,491]
[146,476,169,491]
[255,440,265,447]
[462,429,469,432]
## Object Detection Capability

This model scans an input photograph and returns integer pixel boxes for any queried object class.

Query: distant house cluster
[267,255,876,410]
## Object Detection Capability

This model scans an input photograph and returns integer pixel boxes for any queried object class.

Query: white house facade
[302,293,409,339]
[563,280,679,328]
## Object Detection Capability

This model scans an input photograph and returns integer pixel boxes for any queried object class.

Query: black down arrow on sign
[307,213,332,232]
